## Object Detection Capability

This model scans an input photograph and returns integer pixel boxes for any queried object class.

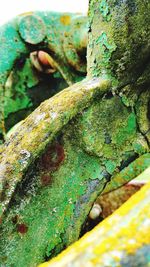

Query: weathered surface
[88,0,150,87]
[0,12,87,141]
[103,154,150,194]
[0,78,110,216]
[98,181,144,218]
[0,78,112,267]
[0,1,150,266]
[0,76,149,266]
[38,175,150,267]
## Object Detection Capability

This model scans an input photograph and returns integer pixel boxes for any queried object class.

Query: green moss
[0,138,106,266]
[88,0,150,88]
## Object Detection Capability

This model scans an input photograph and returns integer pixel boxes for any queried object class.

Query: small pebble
[89,203,102,220]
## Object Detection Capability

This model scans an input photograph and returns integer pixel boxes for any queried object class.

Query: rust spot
[17,223,28,234]
[12,215,19,224]
[0,217,3,224]
[40,143,65,171]
[60,15,71,26]
[41,174,52,186]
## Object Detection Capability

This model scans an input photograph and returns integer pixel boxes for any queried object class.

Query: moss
[38,175,150,267]
[72,96,139,166]
[0,78,110,217]
[87,0,150,88]
[0,4,150,266]
[0,134,107,266]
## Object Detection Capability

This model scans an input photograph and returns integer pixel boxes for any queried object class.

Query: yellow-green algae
[0,1,150,266]
[0,78,112,266]
[38,171,150,267]
[87,0,150,89]
[0,76,149,266]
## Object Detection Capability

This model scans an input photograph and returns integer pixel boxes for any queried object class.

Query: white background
[0,0,88,25]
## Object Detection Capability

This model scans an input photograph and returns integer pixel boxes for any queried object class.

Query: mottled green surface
[0,78,111,266]
[0,2,150,267]
[0,78,149,267]
[0,137,107,266]
[88,0,150,88]
[0,12,87,140]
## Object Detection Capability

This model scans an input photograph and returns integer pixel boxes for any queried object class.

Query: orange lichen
[60,15,71,26]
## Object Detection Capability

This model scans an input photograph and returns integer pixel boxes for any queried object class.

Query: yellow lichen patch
[0,78,110,217]
[60,15,71,26]
[19,11,34,17]
[103,155,150,194]
[38,172,150,267]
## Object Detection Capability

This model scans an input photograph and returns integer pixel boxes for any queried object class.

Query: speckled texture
[87,0,150,88]
[0,12,88,140]
[0,78,111,266]
[0,78,110,216]
[0,1,150,266]
[38,178,150,267]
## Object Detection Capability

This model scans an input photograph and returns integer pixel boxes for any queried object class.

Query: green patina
[0,1,150,266]
[4,59,39,118]
[104,160,117,175]
[95,32,116,77]
[0,12,88,138]
[114,113,137,146]
[0,139,106,266]
[99,0,111,21]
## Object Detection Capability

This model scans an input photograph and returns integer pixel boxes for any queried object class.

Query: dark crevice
[79,178,109,237]
[116,56,150,94]
[133,105,150,148]
[119,153,139,172]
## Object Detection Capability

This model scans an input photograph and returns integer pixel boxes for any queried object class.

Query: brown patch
[17,223,28,234]
[1,256,8,263]
[5,181,10,189]
[12,215,19,224]
[60,15,71,26]
[0,181,10,202]
[40,143,65,171]
[41,174,52,186]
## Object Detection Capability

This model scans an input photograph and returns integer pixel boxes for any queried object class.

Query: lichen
[99,0,111,22]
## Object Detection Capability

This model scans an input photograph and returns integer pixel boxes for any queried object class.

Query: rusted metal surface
[39,172,150,267]
[0,0,149,266]
[0,12,88,141]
